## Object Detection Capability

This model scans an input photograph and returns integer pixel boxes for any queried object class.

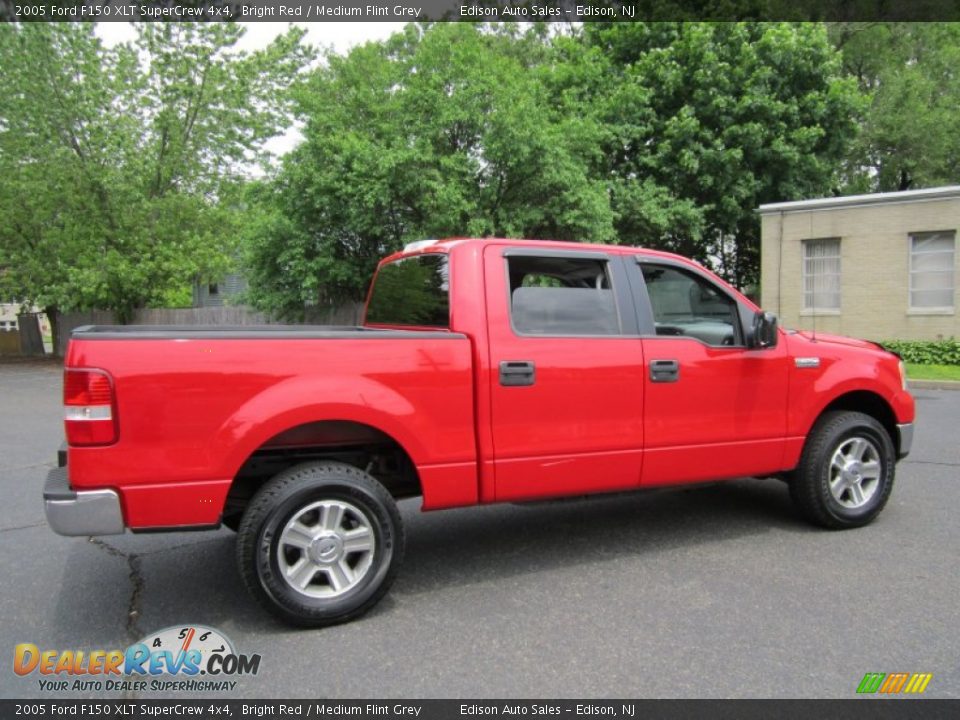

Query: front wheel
[236,461,404,627]
[790,411,896,529]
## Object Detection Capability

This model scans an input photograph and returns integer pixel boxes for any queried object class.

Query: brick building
[760,186,959,341]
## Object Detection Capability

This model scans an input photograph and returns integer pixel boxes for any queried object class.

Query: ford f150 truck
[44,238,915,626]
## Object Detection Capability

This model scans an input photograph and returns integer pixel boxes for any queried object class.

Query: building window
[909,231,955,311]
[802,238,841,311]
[208,283,219,296]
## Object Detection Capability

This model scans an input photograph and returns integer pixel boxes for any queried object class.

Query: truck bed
[72,324,463,340]
[64,326,477,527]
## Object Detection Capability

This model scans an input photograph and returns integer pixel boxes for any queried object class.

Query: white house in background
[193,273,248,308]
[0,303,19,332]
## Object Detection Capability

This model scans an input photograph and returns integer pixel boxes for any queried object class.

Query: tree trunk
[44,305,61,358]
[899,169,912,191]
[114,302,134,325]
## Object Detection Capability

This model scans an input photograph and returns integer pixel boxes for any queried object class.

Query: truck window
[640,263,740,346]
[366,254,450,328]
[507,256,620,336]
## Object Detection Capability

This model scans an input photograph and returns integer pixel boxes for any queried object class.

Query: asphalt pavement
[1,358,957,699]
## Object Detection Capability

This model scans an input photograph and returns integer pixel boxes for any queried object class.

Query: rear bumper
[44,466,124,536]
[897,422,914,460]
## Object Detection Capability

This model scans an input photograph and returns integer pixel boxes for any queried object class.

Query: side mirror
[750,311,778,349]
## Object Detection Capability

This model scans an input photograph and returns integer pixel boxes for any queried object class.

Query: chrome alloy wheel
[277,500,376,598]
[828,436,882,509]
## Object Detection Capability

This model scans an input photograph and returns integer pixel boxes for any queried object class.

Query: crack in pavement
[1,461,56,473]
[87,538,148,702]
[88,538,145,643]
[0,521,46,534]
[903,460,960,467]
[83,533,228,702]
[136,535,229,557]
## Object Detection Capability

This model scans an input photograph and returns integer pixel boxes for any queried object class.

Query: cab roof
[380,237,701,267]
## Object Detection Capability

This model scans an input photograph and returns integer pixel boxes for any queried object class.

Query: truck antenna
[810,213,817,343]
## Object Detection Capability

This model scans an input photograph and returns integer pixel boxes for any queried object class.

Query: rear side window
[366,254,450,328]
[507,255,620,336]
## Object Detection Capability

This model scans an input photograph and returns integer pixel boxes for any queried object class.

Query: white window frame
[802,237,842,313]
[909,231,955,314]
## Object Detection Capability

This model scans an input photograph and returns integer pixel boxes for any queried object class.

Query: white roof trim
[759,185,960,215]
[403,239,439,252]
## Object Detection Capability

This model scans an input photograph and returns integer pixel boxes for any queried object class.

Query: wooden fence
[0,330,20,356]
[0,315,46,356]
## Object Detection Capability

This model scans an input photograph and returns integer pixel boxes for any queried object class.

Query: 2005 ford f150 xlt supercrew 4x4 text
[44,238,915,626]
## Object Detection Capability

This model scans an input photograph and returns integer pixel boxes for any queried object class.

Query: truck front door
[630,258,790,486]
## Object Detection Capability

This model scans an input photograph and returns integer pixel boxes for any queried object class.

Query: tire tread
[236,461,404,627]
[790,410,895,530]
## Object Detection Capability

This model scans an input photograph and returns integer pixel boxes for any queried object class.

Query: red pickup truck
[45,238,915,626]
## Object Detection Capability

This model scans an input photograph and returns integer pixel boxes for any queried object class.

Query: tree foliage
[574,22,862,288]
[247,22,861,314]
[244,23,614,319]
[7,20,947,326]
[830,22,960,192]
[0,23,311,324]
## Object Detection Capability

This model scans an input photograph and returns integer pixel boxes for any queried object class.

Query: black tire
[790,410,896,529]
[237,461,404,627]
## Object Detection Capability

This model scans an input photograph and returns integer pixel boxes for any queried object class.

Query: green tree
[0,23,311,335]
[576,22,862,289]
[244,23,614,319]
[831,22,960,192]
[246,22,861,314]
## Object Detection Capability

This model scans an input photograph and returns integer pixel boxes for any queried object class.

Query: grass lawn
[906,363,960,382]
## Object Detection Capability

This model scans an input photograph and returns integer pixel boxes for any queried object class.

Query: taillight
[64,369,117,446]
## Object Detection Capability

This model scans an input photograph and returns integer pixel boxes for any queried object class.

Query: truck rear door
[483,246,646,502]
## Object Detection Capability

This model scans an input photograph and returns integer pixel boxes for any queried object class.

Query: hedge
[878,339,960,366]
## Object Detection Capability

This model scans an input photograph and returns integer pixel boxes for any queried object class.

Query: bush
[878,339,960,366]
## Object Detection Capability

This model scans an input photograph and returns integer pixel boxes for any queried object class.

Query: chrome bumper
[44,466,124,536]
[897,422,914,460]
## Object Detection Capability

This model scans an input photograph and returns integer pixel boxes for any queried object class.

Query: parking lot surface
[1,359,957,698]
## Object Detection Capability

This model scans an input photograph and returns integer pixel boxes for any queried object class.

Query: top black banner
[4,0,960,22]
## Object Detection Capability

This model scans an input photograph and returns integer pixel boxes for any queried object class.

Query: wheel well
[819,391,899,455]
[223,421,421,524]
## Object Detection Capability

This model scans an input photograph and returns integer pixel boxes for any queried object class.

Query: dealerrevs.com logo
[14,625,261,693]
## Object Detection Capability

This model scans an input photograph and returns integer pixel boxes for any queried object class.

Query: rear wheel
[790,411,896,529]
[237,461,404,627]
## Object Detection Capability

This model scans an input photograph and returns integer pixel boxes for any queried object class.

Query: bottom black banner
[1,700,958,720]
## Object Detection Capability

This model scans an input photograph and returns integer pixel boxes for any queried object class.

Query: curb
[908,380,960,391]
